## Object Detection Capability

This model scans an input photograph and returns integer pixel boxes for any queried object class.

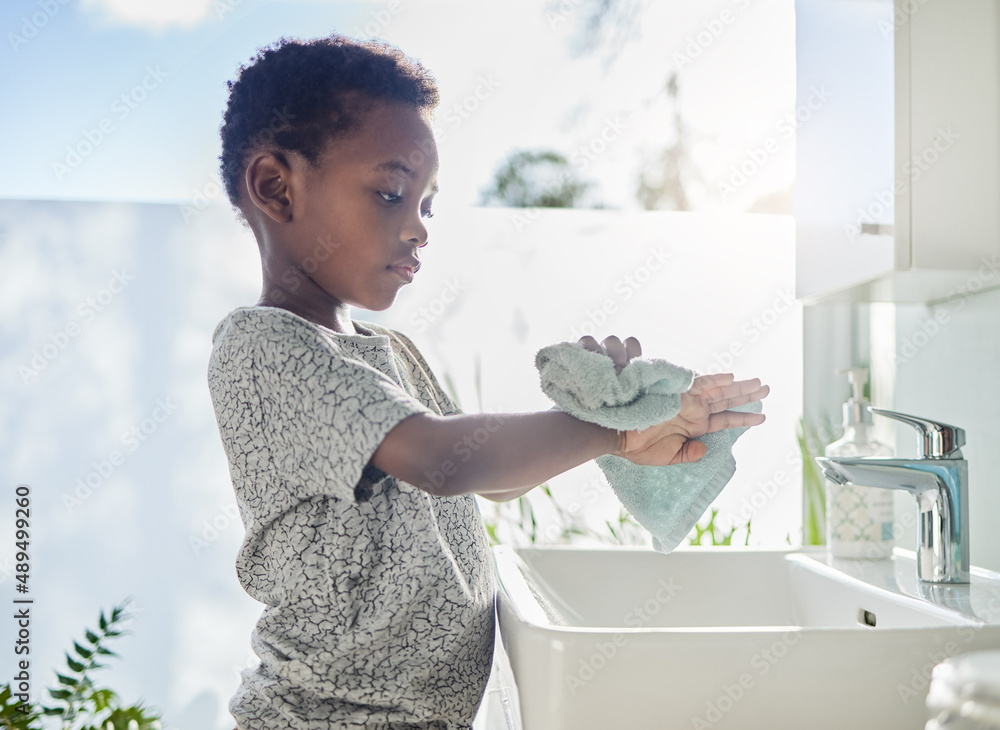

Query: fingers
[601,336,627,369]
[578,335,603,354]
[693,375,768,404]
[675,439,708,464]
[689,372,735,395]
[578,334,642,373]
[706,409,766,432]
[708,384,771,414]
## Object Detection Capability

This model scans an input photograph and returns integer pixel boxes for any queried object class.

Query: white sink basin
[493,545,1000,730]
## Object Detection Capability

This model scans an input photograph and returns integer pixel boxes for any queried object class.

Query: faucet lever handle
[868,406,965,458]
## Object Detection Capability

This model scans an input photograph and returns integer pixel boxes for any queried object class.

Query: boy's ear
[244,151,295,224]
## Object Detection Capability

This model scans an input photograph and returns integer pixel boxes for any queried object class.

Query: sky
[0,0,795,212]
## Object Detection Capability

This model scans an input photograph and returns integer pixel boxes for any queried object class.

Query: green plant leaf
[0,682,44,730]
[798,416,827,545]
[66,652,87,673]
[55,672,79,687]
[484,521,499,547]
[605,520,619,542]
[90,688,117,713]
[73,640,94,660]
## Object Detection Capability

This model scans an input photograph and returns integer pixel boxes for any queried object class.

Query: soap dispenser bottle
[824,367,895,559]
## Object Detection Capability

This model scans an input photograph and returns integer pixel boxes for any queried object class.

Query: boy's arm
[370,410,619,499]
[370,371,768,499]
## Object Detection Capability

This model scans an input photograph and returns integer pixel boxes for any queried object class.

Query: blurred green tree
[479,150,594,208]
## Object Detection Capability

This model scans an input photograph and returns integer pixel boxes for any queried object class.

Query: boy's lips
[387,258,420,280]
[388,259,419,281]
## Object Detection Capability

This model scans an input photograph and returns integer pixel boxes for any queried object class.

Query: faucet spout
[815,455,969,583]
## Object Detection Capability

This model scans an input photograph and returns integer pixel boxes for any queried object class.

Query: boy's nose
[402,216,429,248]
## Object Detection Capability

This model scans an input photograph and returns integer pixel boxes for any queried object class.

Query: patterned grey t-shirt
[206,306,495,730]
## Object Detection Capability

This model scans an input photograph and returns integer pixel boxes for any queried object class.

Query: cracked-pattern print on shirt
[206,306,495,730]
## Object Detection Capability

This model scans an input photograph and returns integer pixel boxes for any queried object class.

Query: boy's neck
[256,293,358,335]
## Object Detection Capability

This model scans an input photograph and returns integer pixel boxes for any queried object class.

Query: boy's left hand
[578,334,769,465]
[578,334,642,373]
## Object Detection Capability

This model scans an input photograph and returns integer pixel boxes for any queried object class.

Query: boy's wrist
[613,428,628,457]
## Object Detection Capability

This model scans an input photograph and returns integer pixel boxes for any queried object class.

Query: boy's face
[259,98,439,317]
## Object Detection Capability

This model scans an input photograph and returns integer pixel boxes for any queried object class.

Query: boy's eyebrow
[372,160,439,193]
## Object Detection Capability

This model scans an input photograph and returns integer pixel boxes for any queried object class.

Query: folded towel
[535,341,761,553]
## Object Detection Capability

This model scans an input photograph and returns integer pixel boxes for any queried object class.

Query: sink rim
[493,544,999,631]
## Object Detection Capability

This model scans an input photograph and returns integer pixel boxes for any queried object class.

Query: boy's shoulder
[210,307,423,370]
[212,305,321,351]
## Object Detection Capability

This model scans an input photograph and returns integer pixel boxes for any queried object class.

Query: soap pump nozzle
[835,367,870,427]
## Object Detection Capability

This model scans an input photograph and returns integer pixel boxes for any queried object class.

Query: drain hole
[858,609,877,627]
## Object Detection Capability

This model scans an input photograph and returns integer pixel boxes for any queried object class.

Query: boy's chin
[358,295,398,312]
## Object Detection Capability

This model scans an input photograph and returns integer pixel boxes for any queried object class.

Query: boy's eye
[421,208,434,219]
[378,191,403,204]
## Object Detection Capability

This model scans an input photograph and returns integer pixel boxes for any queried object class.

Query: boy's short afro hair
[218,34,439,217]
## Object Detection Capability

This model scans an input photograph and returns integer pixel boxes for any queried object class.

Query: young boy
[207,34,768,730]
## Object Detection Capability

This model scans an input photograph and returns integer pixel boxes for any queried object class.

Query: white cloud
[80,0,217,29]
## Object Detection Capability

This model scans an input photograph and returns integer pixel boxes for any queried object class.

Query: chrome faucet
[815,407,969,584]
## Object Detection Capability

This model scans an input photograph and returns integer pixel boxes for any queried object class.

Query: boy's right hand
[612,372,770,466]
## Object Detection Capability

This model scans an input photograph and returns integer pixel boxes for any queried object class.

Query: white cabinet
[795,0,1000,304]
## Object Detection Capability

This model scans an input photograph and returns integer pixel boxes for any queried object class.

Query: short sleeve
[386,328,464,417]
[249,323,433,504]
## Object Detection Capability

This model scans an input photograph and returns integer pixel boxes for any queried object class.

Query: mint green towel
[535,341,761,553]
